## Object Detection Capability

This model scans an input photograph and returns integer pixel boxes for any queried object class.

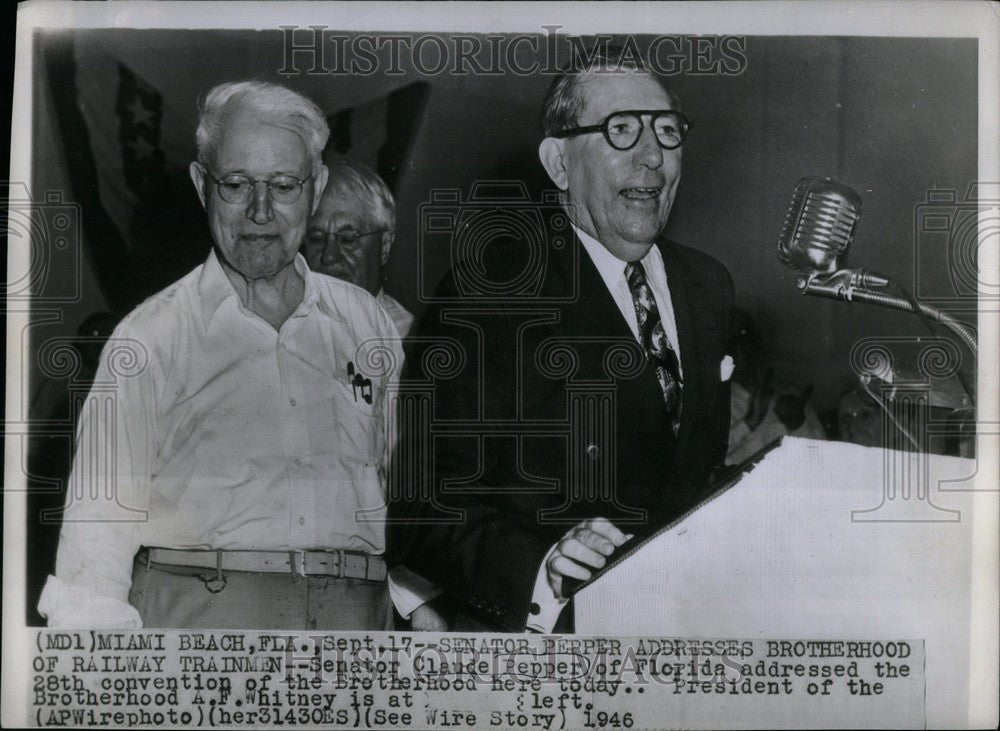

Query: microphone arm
[776,175,978,416]
[795,268,979,357]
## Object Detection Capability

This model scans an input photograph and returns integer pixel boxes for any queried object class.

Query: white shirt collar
[570,224,680,377]
[571,224,664,288]
[198,250,324,328]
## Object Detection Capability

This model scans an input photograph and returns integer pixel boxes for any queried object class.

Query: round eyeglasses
[552,110,692,151]
[207,171,313,205]
[306,228,389,251]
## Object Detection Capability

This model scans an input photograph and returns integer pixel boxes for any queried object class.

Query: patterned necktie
[624,261,683,426]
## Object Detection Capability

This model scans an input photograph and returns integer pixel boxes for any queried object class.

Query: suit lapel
[550,231,676,419]
[544,230,626,341]
[659,240,704,452]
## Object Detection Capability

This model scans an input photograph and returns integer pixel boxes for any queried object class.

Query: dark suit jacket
[388,222,734,631]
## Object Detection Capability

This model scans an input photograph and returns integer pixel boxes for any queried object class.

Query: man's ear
[311,163,330,213]
[189,161,208,209]
[538,137,569,191]
[380,231,395,266]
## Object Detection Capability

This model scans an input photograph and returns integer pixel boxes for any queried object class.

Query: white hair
[195,80,329,176]
[328,160,396,231]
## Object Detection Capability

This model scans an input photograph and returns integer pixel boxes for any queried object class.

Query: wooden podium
[574,437,995,727]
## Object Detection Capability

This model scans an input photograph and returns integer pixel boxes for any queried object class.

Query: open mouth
[620,186,662,200]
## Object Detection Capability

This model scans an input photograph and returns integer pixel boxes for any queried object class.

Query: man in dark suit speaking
[389,53,735,632]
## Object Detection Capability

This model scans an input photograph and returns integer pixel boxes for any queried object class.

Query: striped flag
[326,82,430,193]
[49,35,429,308]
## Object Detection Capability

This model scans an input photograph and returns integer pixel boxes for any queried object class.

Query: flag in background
[115,64,169,203]
[68,39,207,305]
[326,82,430,194]
[50,34,430,309]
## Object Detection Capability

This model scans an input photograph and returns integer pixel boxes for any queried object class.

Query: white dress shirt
[376,289,415,339]
[526,226,679,633]
[39,250,425,627]
[573,226,682,376]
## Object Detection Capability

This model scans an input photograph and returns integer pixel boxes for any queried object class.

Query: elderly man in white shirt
[39,80,433,629]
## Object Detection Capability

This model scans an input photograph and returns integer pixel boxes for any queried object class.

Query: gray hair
[327,160,396,232]
[540,51,681,137]
[195,80,329,176]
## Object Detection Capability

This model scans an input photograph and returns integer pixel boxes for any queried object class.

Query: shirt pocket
[331,380,386,468]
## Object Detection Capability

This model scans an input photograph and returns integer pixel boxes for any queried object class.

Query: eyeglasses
[306,228,389,252]
[206,171,313,205]
[552,110,692,151]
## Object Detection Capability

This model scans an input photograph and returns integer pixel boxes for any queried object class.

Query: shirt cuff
[388,565,443,619]
[38,575,143,629]
[525,544,570,633]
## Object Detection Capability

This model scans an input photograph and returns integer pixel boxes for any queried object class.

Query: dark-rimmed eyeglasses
[552,110,692,151]
[206,171,313,205]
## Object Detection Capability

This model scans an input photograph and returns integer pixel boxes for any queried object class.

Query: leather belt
[141,547,387,582]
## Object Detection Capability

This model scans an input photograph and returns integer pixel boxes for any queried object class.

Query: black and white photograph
[3,1,998,728]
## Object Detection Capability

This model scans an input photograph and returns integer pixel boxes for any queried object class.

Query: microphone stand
[795,267,977,456]
[795,269,978,357]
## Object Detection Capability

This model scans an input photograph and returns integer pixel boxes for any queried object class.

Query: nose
[245,181,275,224]
[631,119,664,169]
[320,236,342,266]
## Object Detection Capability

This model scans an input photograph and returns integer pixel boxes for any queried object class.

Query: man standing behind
[40,81,409,629]
[305,161,414,337]
[390,55,734,632]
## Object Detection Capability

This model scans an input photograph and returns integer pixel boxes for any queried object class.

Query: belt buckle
[290,550,306,577]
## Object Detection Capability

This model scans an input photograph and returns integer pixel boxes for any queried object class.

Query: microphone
[777,177,888,290]
[775,174,977,411]
[778,176,861,272]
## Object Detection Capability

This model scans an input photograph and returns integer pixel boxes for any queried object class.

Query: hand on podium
[546,518,633,600]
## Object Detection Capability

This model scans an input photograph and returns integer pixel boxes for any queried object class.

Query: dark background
[20,30,978,623]
[28,31,978,406]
